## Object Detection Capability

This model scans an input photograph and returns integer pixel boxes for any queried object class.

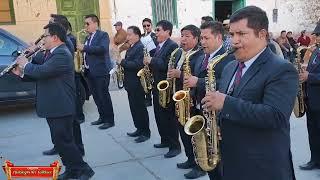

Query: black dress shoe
[177,159,195,169]
[134,135,150,143]
[164,148,181,158]
[58,170,78,180]
[127,130,141,137]
[91,118,103,125]
[78,166,95,180]
[299,161,320,170]
[42,147,58,156]
[153,143,169,148]
[184,166,206,179]
[98,123,115,130]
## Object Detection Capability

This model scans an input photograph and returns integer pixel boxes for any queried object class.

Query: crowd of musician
[6,5,320,180]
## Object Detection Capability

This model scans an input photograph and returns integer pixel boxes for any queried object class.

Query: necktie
[202,54,210,69]
[43,51,51,63]
[228,62,245,95]
[155,45,160,55]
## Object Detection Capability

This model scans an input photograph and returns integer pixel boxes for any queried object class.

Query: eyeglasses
[42,34,51,38]
[143,24,151,28]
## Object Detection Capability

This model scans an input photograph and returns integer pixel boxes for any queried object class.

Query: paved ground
[0,82,319,179]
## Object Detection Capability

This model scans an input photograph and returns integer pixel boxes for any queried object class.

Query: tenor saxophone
[75,29,87,73]
[137,47,153,93]
[293,46,307,118]
[184,49,235,171]
[173,49,199,126]
[157,47,180,108]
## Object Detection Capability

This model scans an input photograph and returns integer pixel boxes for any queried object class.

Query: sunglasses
[143,24,151,28]
[43,34,52,38]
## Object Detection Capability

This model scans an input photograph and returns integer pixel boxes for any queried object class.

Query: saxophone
[75,29,87,73]
[293,46,308,118]
[137,47,153,93]
[115,44,124,89]
[157,47,180,108]
[184,49,235,171]
[173,49,199,126]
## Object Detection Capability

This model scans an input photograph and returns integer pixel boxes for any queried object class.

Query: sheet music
[141,34,156,52]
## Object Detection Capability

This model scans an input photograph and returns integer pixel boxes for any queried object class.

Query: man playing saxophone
[202,6,298,180]
[118,26,151,143]
[184,21,233,180]
[143,20,181,158]
[168,25,205,179]
[298,23,320,171]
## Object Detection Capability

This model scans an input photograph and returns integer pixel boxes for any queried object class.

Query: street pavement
[0,81,320,180]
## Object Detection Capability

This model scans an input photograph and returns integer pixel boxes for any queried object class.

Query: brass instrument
[293,46,309,118]
[157,47,180,108]
[184,49,235,171]
[137,47,153,93]
[173,49,199,126]
[75,29,87,73]
[0,35,45,77]
[114,43,125,89]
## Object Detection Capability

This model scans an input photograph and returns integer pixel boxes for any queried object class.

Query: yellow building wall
[0,0,57,43]
[0,0,113,43]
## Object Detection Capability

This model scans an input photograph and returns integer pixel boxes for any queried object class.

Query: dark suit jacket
[193,47,233,105]
[83,30,111,76]
[121,41,144,91]
[218,47,298,180]
[24,44,76,118]
[305,46,320,110]
[149,38,179,85]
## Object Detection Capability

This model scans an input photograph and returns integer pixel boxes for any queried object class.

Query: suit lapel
[307,48,320,72]
[89,30,99,45]
[221,61,237,94]
[232,48,269,97]
[195,54,204,76]
[158,39,171,56]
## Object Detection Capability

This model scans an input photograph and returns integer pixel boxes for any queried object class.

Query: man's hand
[144,56,151,65]
[201,91,226,111]
[299,69,309,83]
[77,44,85,51]
[167,69,181,79]
[184,75,198,88]
[11,56,28,76]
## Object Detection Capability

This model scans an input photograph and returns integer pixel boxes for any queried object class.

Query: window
[152,0,178,27]
[0,0,15,24]
[0,34,18,56]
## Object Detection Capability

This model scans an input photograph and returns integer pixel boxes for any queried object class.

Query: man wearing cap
[113,21,130,52]
[299,22,320,171]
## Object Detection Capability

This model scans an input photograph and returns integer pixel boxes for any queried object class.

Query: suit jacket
[149,38,179,85]
[24,44,76,118]
[305,46,320,110]
[142,32,158,57]
[83,30,111,76]
[121,41,144,91]
[218,47,298,180]
[193,47,233,105]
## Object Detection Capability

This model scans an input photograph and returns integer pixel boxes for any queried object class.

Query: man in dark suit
[144,20,181,158]
[118,26,150,143]
[299,24,320,170]
[141,18,158,107]
[42,14,85,157]
[77,14,115,130]
[184,21,233,180]
[168,24,205,179]
[13,23,94,180]
[202,6,298,180]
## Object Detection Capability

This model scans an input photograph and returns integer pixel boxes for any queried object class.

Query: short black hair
[50,14,67,21]
[230,6,268,36]
[156,20,173,36]
[181,25,200,40]
[128,26,142,38]
[142,18,152,24]
[281,30,286,34]
[287,31,292,35]
[43,23,67,43]
[201,16,214,22]
[200,21,225,36]
[49,14,72,32]
[85,14,100,27]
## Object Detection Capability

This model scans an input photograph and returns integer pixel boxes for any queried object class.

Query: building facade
[0,0,319,42]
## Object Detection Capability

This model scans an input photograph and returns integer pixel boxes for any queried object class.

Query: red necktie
[228,62,245,95]
[202,54,210,69]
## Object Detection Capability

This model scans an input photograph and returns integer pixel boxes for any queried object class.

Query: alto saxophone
[137,47,153,93]
[115,44,125,89]
[293,46,308,118]
[75,29,87,73]
[184,49,235,171]
[157,47,180,108]
[173,49,199,126]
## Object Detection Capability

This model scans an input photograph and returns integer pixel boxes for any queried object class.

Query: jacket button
[225,114,230,118]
